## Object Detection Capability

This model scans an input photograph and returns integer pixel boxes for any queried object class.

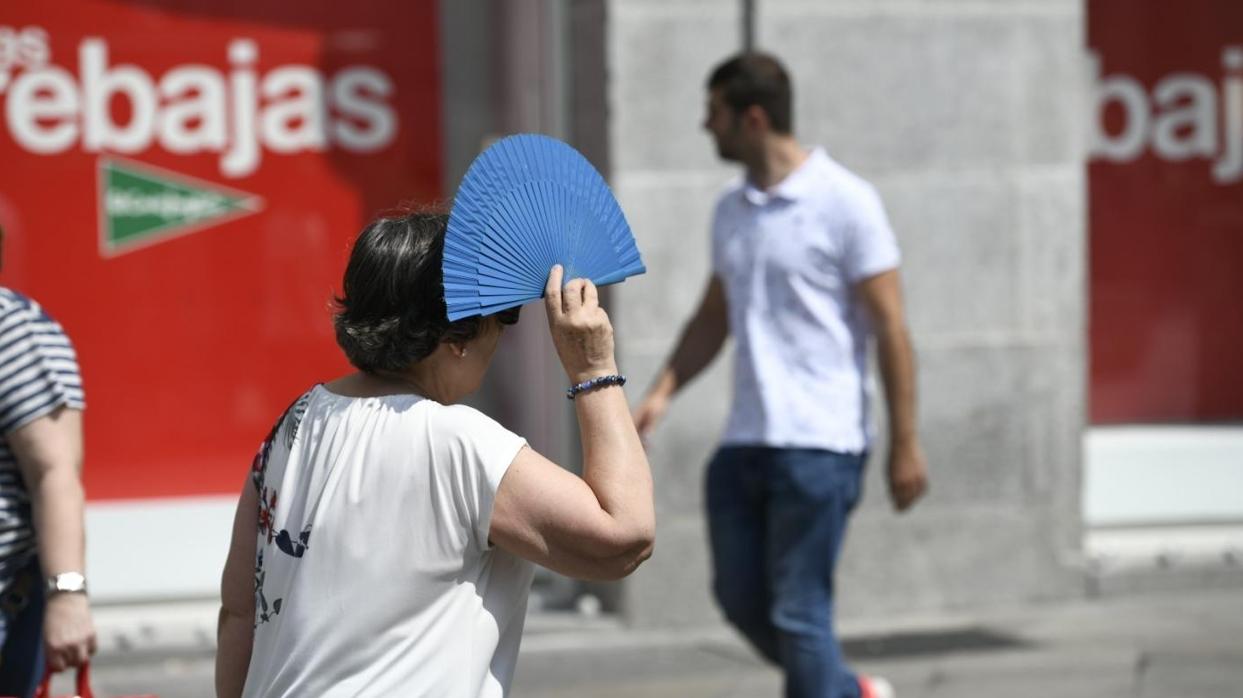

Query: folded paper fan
[443,134,645,321]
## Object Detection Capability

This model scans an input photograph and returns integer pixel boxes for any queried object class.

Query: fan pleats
[443,134,646,320]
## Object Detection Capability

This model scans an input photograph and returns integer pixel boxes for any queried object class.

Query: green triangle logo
[97,157,263,257]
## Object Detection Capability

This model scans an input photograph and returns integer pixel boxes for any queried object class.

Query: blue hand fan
[443,134,646,321]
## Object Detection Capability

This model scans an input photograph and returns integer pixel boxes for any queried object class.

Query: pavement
[515,587,1243,698]
[55,584,1243,698]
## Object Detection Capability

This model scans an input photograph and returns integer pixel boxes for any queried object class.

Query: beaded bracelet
[566,374,627,399]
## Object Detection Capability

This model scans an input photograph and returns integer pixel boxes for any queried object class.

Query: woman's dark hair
[707,52,793,134]
[333,210,519,374]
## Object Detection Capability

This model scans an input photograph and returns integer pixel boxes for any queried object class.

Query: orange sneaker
[858,675,896,698]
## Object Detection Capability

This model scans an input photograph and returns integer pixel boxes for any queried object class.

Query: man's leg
[706,446,780,662]
[766,449,865,698]
[0,555,48,698]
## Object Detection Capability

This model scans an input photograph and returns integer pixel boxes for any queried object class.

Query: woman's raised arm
[489,267,655,580]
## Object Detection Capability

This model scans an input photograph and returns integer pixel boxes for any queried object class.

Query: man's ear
[741,104,770,132]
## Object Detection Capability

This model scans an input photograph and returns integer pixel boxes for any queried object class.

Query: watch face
[49,573,87,593]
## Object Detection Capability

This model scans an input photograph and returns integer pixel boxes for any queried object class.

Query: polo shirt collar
[741,147,828,206]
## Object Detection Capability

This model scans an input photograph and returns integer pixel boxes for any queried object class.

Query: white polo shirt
[711,148,900,453]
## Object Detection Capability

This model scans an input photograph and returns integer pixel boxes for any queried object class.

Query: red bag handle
[34,663,93,698]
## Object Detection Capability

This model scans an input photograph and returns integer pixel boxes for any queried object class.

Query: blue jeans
[707,446,865,698]
[0,556,46,698]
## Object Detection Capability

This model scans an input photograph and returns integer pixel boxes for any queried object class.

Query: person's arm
[856,269,928,511]
[216,476,258,697]
[489,266,655,581]
[632,275,729,438]
[10,406,96,671]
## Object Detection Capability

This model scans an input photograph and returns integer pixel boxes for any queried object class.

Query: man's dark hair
[333,210,518,374]
[707,52,793,134]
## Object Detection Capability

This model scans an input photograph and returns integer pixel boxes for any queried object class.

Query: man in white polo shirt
[634,53,928,698]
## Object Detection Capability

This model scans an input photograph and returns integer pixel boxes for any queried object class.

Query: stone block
[619,345,733,516]
[873,172,1023,339]
[907,344,1072,506]
[1012,16,1091,166]
[609,1,742,173]
[758,1,1086,174]
[761,11,1025,173]
[837,503,1082,618]
[1014,167,1086,339]
[763,0,1081,9]
[612,176,731,344]
[622,516,724,627]
[1023,346,1085,552]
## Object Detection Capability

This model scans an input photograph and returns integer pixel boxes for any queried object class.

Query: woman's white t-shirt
[241,385,531,698]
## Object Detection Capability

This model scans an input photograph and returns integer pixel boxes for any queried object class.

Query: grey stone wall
[607,0,1089,627]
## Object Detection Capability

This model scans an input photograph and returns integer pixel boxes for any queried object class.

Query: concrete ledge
[93,598,217,659]
[1086,523,1243,597]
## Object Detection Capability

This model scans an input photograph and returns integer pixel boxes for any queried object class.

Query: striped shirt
[0,288,85,594]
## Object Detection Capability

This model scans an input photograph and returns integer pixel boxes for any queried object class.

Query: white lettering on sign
[0,25,49,90]
[1092,46,1243,184]
[1,28,400,179]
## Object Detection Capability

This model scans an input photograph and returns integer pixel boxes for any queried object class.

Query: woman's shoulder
[427,403,524,453]
[428,404,526,488]
[267,386,318,447]
[432,402,510,434]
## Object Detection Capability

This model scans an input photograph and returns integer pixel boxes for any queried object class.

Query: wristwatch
[46,572,88,596]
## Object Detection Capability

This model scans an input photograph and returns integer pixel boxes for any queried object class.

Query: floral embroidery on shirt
[251,389,314,627]
[257,489,277,545]
[254,550,281,624]
[275,525,311,558]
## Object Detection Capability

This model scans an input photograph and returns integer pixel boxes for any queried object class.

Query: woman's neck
[378,365,450,403]
[323,366,453,403]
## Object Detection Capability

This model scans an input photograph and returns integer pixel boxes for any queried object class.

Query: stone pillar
[607,0,1089,627]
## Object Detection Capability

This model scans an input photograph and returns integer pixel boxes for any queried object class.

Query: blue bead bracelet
[566,374,627,399]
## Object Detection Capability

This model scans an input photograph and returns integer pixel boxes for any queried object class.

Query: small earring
[460,349,468,358]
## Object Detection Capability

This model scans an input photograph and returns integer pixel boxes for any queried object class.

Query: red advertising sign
[0,1,441,498]
[1088,0,1243,424]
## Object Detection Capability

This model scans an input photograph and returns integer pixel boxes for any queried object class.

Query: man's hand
[632,393,670,441]
[44,592,96,671]
[887,441,928,512]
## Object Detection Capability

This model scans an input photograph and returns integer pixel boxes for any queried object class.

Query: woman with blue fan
[215,210,654,698]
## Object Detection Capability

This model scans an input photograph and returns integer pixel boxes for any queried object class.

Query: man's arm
[633,275,729,438]
[9,406,96,670]
[856,269,928,511]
